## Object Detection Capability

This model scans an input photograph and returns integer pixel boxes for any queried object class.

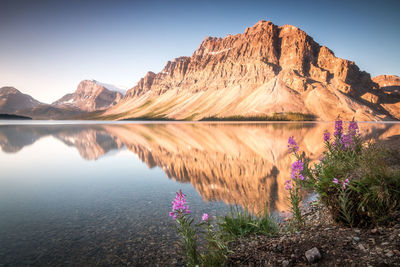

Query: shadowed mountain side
[0,87,42,114]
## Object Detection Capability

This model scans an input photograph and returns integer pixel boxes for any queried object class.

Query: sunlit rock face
[53,80,123,112]
[1,122,399,213]
[104,20,399,121]
[370,75,400,120]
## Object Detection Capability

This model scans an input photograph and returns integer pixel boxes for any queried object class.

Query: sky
[0,0,399,103]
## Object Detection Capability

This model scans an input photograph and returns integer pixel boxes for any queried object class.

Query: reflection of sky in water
[0,130,230,265]
[0,122,399,265]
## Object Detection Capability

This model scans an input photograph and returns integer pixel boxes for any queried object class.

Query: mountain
[0,87,42,114]
[53,80,123,112]
[102,20,400,121]
[0,80,124,119]
[93,80,127,95]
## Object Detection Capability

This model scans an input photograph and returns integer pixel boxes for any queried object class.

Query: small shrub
[289,119,400,227]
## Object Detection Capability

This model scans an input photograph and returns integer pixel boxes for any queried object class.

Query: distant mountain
[53,80,123,112]
[0,87,42,114]
[101,20,400,121]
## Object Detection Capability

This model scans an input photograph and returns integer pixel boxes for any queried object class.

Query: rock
[282,260,290,267]
[353,236,361,243]
[361,92,379,104]
[305,247,322,263]
[372,75,400,92]
[370,228,377,234]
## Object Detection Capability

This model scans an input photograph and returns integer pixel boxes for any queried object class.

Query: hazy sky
[0,0,399,103]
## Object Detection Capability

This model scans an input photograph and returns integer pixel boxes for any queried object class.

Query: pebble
[353,236,361,243]
[385,251,394,257]
[305,247,321,263]
[358,244,367,252]
[282,259,290,267]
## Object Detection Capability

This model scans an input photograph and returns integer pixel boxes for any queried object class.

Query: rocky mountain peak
[100,20,400,121]
[53,80,123,112]
[0,86,21,95]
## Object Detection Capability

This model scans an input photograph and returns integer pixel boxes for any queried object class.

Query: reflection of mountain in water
[0,125,124,160]
[1,122,399,213]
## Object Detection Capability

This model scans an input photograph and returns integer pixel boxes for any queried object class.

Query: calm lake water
[0,121,399,266]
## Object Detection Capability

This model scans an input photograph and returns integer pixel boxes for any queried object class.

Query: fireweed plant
[287,119,400,227]
[169,190,229,266]
[285,137,312,228]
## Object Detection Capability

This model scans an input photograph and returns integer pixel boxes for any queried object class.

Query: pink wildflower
[341,134,355,150]
[333,178,339,184]
[348,121,359,136]
[284,179,292,190]
[290,160,304,180]
[323,131,330,142]
[334,119,343,138]
[287,136,299,154]
[170,190,191,220]
[342,178,350,189]
[202,213,209,221]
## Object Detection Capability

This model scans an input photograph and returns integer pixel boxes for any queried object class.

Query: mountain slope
[102,20,399,121]
[0,87,42,114]
[53,80,123,112]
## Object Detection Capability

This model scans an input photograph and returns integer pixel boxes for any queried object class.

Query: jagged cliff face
[104,20,399,121]
[53,80,123,112]
[0,87,42,114]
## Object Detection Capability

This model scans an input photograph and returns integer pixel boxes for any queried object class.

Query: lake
[0,121,399,266]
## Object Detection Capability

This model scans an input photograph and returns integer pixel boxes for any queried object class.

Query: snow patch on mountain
[93,80,127,95]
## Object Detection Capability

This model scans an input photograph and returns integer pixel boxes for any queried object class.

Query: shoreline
[227,201,400,266]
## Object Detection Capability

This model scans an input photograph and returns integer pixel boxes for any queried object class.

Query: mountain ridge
[0,80,125,119]
[1,20,399,121]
